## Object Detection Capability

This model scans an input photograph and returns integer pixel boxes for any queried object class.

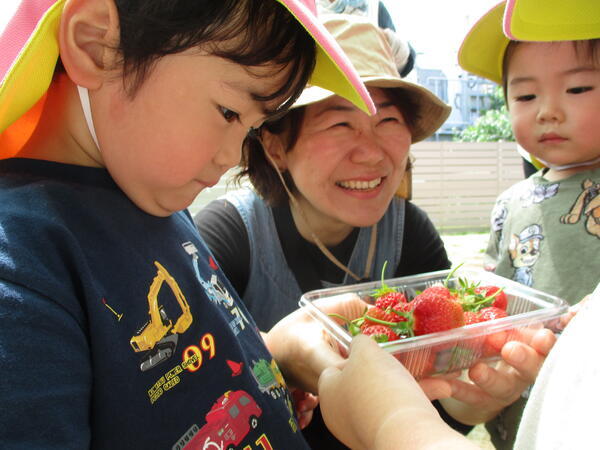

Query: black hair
[112,0,316,110]
[502,39,600,106]
[237,87,419,206]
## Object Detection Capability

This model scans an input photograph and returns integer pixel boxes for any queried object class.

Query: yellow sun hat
[457,2,507,85]
[504,0,600,41]
[0,0,375,151]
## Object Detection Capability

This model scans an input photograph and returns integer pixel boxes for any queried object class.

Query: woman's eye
[331,122,350,129]
[515,94,535,102]
[379,117,401,125]
[567,86,593,94]
[219,106,240,123]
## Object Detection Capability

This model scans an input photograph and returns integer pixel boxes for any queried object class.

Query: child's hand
[440,327,556,424]
[559,293,591,330]
[290,389,318,429]
[318,335,474,450]
[264,293,368,394]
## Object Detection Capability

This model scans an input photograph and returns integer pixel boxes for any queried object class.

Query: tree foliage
[455,86,515,142]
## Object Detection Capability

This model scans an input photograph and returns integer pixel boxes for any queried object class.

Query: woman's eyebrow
[376,101,395,110]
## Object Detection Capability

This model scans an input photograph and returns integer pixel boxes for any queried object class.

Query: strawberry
[420,285,455,301]
[360,306,404,329]
[375,292,407,310]
[474,286,508,310]
[362,325,400,343]
[371,261,408,309]
[477,307,509,356]
[411,288,464,336]
[463,311,483,325]
[478,306,508,322]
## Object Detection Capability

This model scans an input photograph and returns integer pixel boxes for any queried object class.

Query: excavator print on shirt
[183,242,250,336]
[130,261,193,372]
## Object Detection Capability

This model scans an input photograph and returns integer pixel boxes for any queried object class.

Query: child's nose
[536,99,565,123]
[214,132,244,170]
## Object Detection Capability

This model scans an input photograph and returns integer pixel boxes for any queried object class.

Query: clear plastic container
[299,269,568,379]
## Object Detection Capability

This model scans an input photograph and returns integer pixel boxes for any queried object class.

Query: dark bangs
[114,0,316,107]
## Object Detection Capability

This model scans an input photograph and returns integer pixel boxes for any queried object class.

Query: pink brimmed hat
[0,0,375,141]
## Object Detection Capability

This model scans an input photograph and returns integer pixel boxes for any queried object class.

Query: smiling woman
[194,14,471,450]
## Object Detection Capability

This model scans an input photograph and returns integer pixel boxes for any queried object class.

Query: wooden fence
[410,141,521,233]
[189,141,523,234]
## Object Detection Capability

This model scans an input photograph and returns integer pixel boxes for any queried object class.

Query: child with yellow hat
[458,1,600,447]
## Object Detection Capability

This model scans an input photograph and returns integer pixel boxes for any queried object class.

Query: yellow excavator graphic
[130,261,193,371]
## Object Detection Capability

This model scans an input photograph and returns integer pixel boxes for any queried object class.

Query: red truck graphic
[173,390,262,450]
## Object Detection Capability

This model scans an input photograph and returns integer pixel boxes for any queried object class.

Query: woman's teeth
[337,178,382,190]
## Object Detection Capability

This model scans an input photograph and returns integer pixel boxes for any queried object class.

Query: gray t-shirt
[486,168,600,305]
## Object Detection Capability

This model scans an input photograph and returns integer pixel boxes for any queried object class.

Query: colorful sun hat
[504,0,600,41]
[0,0,375,140]
[457,2,507,85]
[293,14,451,143]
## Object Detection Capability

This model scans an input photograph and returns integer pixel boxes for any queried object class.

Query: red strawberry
[474,286,508,310]
[411,290,464,336]
[421,285,455,301]
[361,306,404,329]
[375,292,407,310]
[478,306,508,322]
[362,325,399,343]
[463,311,483,325]
[391,301,412,314]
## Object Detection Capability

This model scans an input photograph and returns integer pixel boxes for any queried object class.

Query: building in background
[415,68,497,141]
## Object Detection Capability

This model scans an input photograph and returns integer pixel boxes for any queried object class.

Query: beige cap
[294,14,451,142]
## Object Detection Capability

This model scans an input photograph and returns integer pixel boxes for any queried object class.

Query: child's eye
[567,86,593,94]
[218,106,240,123]
[515,94,535,102]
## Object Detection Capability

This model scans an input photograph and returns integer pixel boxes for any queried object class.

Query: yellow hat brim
[505,0,600,41]
[458,2,508,85]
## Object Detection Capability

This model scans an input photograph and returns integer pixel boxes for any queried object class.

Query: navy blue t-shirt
[0,158,309,450]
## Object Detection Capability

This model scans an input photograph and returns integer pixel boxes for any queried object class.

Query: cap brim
[276,0,375,115]
[505,0,600,41]
[293,76,451,143]
[0,0,64,135]
[0,0,375,138]
[458,2,507,85]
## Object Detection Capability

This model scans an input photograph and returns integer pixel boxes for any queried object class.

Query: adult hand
[263,293,368,394]
[318,335,474,450]
[440,326,556,425]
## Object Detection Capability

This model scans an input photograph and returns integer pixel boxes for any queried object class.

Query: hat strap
[77,86,100,150]
[258,135,376,282]
[536,155,600,171]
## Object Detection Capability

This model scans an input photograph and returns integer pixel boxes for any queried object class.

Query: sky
[382,0,500,77]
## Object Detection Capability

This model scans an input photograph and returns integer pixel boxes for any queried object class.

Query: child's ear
[261,131,289,171]
[58,0,120,89]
